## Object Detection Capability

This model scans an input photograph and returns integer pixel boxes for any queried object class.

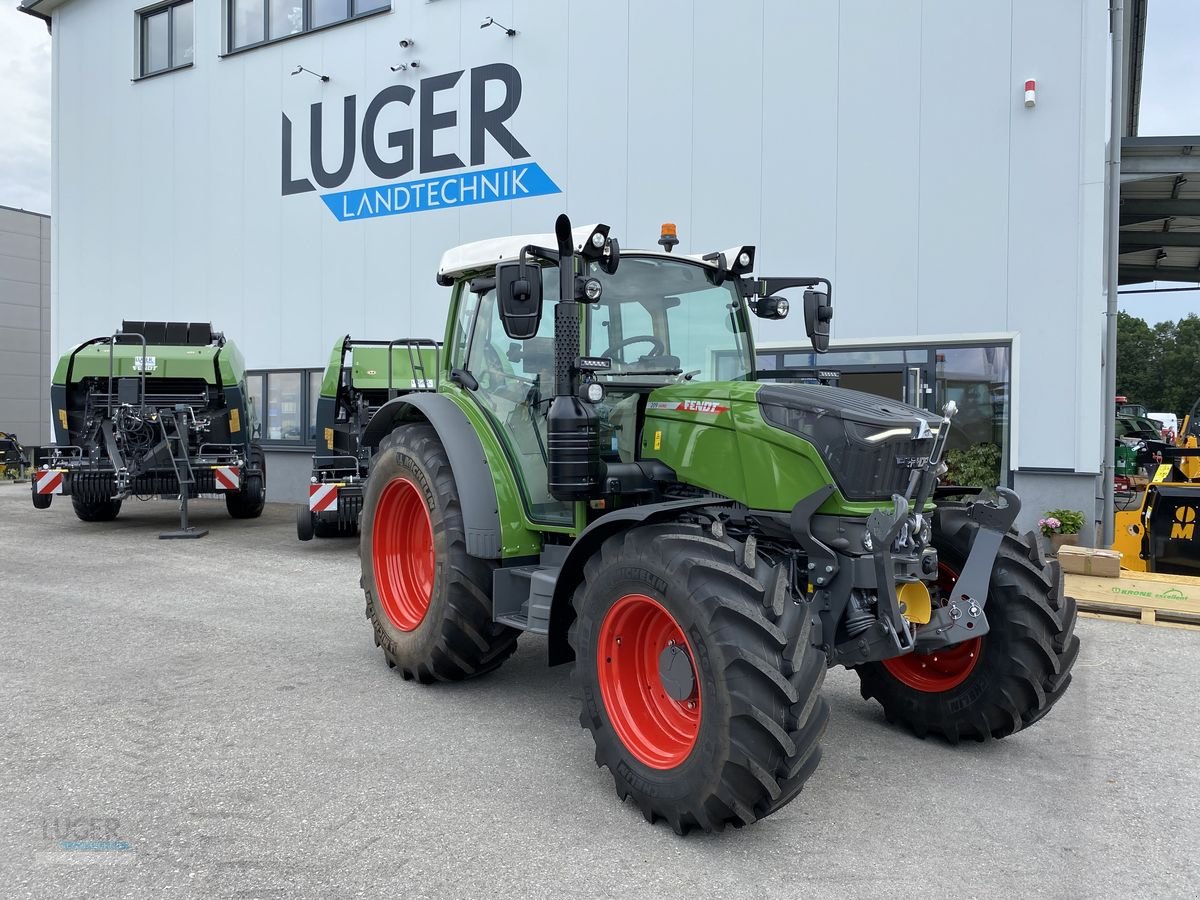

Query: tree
[1115,311,1162,409]
[1115,311,1200,419]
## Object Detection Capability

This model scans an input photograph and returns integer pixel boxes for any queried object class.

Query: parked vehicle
[29,321,264,529]
[355,215,1079,833]
[1147,412,1178,441]
[297,335,439,540]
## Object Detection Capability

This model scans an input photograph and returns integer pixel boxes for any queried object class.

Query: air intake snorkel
[546,214,602,500]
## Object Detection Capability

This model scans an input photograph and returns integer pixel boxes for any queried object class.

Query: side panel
[320,336,349,398]
[350,346,440,391]
[217,340,246,386]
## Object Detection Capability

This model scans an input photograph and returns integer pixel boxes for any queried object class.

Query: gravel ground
[0,481,1197,899]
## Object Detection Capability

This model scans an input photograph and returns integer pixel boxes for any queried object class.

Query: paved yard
[0,482,1197,899]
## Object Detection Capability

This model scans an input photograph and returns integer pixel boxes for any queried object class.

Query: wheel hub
[658,643,696,701]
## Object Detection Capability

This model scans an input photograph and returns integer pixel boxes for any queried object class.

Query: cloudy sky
[1,1,1197,318]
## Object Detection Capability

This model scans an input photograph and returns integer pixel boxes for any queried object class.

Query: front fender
[546,497,728,666]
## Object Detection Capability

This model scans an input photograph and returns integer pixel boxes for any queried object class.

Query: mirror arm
[519,244,560,266]
[746,276,830,299]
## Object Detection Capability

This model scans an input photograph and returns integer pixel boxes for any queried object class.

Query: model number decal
[646,400,729,415]
[133,356,156,373]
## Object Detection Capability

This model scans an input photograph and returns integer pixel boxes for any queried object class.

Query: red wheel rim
[371,477,435,632]
[881,563,983,692]
[596,594,701,770]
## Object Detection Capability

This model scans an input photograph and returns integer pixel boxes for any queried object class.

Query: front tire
[570,523,829,834]
[855,507,1080,742]
[71,495,121,522]
[359,423,518,682]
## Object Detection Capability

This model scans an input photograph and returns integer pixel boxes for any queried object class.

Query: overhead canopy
[1120,136,1200,285]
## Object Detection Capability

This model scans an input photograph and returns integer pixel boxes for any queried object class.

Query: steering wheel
[603,335,665,359]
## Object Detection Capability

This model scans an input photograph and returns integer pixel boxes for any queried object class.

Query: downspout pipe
[1102,0,1125,547]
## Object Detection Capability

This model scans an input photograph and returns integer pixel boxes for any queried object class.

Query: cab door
[461,281,574,526]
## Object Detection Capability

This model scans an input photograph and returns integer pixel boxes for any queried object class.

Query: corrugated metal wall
[0,205,51,446]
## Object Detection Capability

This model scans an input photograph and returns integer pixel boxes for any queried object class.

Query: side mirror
[599,236,620,275]
[803,289,832,353]
[496,261,543,340]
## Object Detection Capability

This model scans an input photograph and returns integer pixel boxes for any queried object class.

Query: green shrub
[943,443,1002,489]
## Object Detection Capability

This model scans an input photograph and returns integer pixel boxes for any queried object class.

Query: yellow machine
[1175,398,1200,481]
[1112,448,1200,575]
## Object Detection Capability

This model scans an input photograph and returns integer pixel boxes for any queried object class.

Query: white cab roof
[437,224,741,282]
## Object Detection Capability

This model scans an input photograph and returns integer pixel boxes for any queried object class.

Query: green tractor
[31,321,265,533]
[357,216,1079,833]
[298,335,439,540]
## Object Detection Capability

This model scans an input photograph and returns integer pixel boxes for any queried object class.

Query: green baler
[31,321,264,525]
[297,336,439,540]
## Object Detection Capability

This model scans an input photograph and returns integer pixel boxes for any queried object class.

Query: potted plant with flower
[1039,509,1085,555]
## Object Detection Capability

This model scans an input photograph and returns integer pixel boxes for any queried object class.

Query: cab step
[491,547,567,634]
[493,566,559,633]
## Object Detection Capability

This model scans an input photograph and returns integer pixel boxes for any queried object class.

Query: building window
[246,368,327,447]
[227,0,390,52]
[139,1,194,77]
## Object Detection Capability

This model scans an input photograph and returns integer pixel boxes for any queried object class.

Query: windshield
[583,256,753,384]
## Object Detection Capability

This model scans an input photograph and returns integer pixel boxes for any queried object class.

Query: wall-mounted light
[481,16,517,36]
[1024,79,1037,108]
[292,65,329,83]
[391,39,420,72]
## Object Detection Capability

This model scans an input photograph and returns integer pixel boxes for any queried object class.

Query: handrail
[108,330,148,416]
[336,338,443,399]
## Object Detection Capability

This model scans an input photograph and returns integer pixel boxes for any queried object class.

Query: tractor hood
[755,383,939,501]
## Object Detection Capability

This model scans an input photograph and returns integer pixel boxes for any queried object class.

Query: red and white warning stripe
[213,466,240,491]
[35,469,65,495]
[309,482,339,513]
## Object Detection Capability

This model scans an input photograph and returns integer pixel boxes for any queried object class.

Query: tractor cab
[436,217,834,525]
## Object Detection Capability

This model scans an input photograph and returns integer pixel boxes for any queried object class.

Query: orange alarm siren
[658,222,679,253]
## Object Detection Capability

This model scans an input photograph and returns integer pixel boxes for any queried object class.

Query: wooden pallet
[1065,569,1200,631]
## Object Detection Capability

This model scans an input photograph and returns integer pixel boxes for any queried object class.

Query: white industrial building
[18,0,1143,528]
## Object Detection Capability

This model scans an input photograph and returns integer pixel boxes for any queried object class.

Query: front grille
[758,383,937,502]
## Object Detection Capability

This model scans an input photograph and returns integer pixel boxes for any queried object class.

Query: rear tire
[570,523,829,834]
[71,495,121,522]
[226,445,266,519]
[855,507,1080,743]
[31,488,51,509]
[359,423,518,682]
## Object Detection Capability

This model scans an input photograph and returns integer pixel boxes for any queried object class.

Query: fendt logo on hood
[281,63,560,222]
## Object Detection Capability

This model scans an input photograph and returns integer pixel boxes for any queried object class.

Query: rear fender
[363,392,538,559]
